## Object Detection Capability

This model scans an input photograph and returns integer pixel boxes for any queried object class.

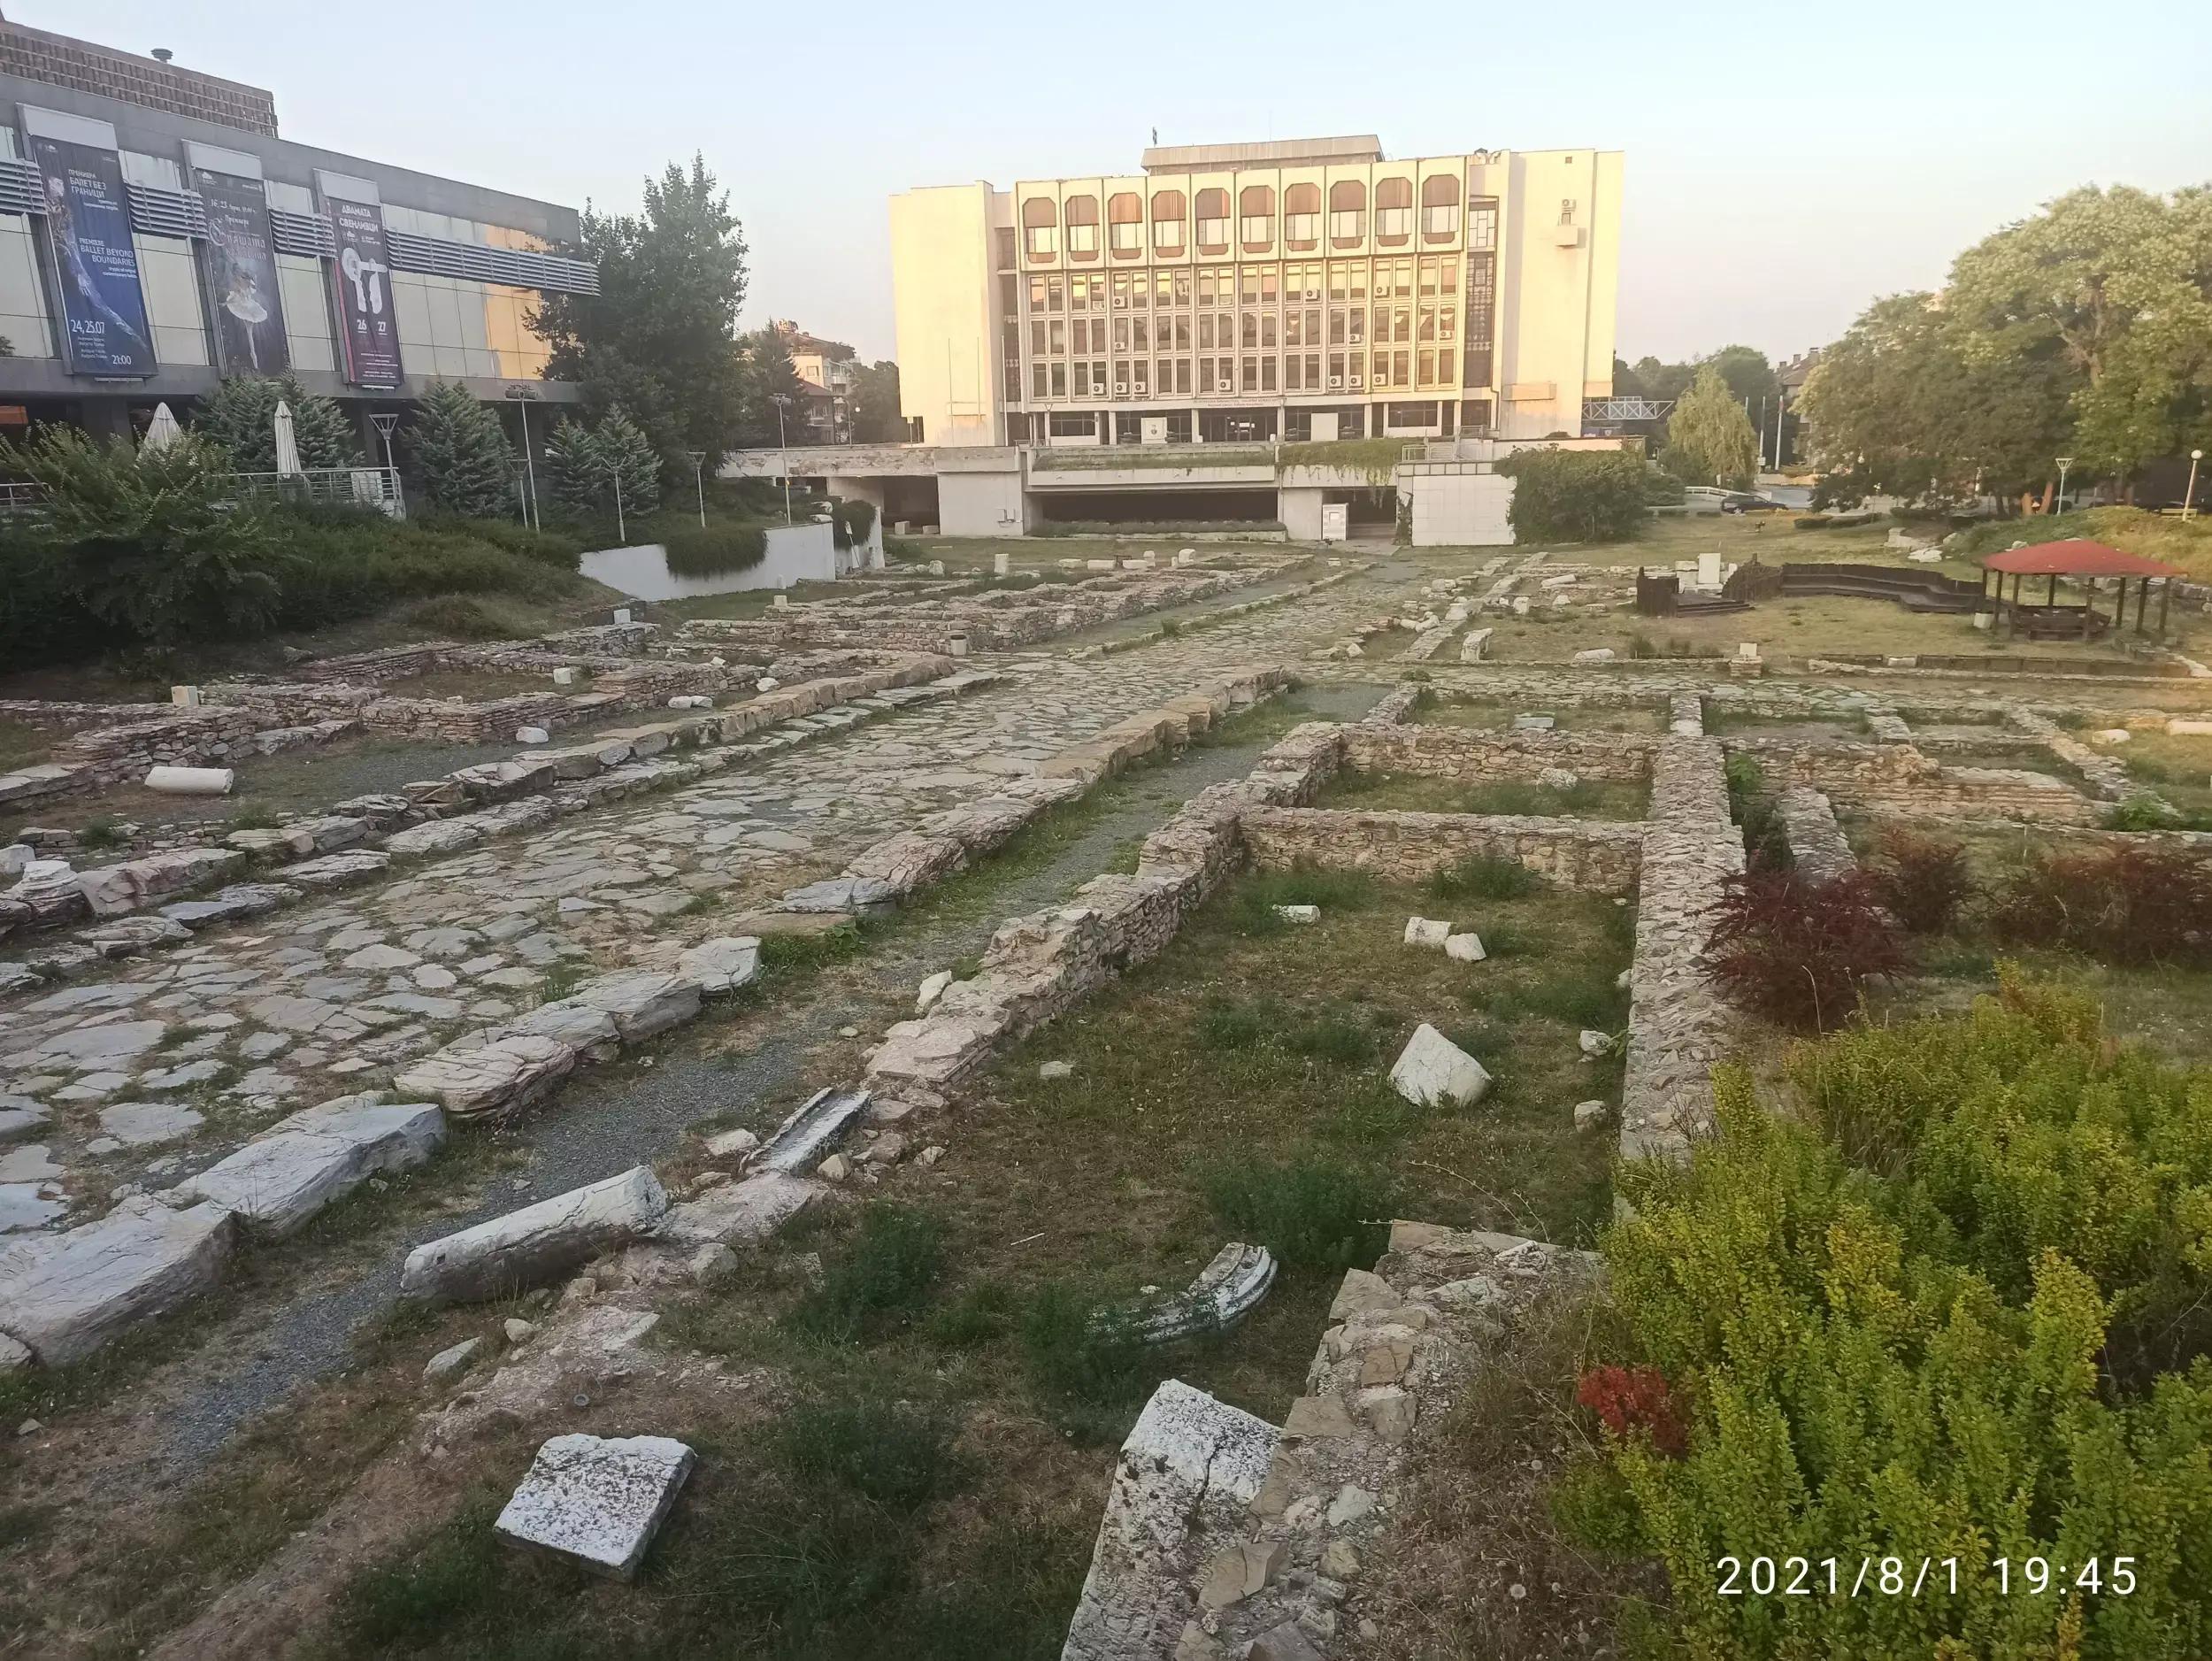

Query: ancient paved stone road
[0,562,1413,1234]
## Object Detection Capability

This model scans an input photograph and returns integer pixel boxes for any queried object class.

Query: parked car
[1719,493,1786,513]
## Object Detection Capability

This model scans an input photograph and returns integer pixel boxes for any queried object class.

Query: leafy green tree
[1631,355,1695,403]
[849,359,904,442]
[1661,365,1761,488]
[12,429,286,648]
[195,373,359,472]
[1702,344,1782,409]
[1495,448,1647,543]
[530,154,749,476]
[405,381,515,519]
[735,328,810,447]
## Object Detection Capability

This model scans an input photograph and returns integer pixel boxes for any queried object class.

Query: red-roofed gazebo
[1978,540,2187,641]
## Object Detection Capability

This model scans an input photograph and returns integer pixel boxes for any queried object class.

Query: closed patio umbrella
[141,402,181,452]
[273,398,303,476]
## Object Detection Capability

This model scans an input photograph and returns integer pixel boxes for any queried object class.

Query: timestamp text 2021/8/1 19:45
[1717,1556,2141,1599]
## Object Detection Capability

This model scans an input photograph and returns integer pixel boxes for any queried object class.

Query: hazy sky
[33,0,2212,367]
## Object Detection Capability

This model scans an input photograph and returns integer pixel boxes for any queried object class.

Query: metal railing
[1584,396,1674,422]
[0,480,49,521]
[223,466,407,518]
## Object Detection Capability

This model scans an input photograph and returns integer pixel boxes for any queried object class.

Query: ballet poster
[30,135,156,378]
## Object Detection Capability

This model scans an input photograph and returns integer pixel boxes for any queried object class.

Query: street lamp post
[687,450,707,530]
[604,459,626,544]
[771,394,794,524]
[505,386,540,533]
[2185,449,2204,524]
[369,412,402,516]
[2055,456,2075,518]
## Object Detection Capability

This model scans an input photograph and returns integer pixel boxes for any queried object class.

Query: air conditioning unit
[1348,374,1364,388]
[1327,375,1343,389]
[1115,382,1129,396]
[1304,288,1321,302]
[1114,296,1127,307]
[1217,378,1235,393]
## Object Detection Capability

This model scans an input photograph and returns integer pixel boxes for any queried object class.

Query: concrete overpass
[718,435,1619,545]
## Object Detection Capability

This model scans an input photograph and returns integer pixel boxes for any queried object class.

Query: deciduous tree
[1660,365,1760,488]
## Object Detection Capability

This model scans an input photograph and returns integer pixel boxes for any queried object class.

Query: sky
[32,0,2212,368]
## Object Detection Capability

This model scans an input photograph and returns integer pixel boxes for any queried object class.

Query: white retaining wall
[579,522,840,601]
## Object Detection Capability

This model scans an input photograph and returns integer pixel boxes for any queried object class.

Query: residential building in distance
[0,16,595,449]
[889,135,1620,449]
[769,320,854,444]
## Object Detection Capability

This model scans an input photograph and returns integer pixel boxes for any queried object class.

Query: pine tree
[542,418,606,519]
[195,373,360,472]
[597,405,663,515]
[405,381,515,519]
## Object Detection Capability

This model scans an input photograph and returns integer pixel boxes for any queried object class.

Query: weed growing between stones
[1198,1157,1394,1271]
[782,1204,947,1344]
[1700,868,1908,1032]
[1428,852,1542,903]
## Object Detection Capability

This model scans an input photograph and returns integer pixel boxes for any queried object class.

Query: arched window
[1150,188,1186,253]
[1022,196,1057,261]
[1420,175,1459,242]
[1239,185,1274,253]
[1064,194,1099,260]
[1284,183,1320,251]
[1108,192,1142,257]
[1194,188,1229,254]
[1329,180,1365,247]
[1375,177,1412,245]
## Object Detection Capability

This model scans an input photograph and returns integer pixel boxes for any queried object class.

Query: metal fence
[0,466,406,523]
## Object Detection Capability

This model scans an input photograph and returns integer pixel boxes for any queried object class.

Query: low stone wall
[1722,734,2099,824]
[1619,736,1744,1165]
[1344,722,1655,783]
[862,676,1310,1102]
[1240,806,1640,894]
[1778,787,1856,882]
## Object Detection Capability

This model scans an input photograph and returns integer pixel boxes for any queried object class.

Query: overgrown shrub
[1019,1280,1148,1406]
[5,429,288,650]
[1201,1157,1391,1271]
[1870,827,1973,933]
[663,521,767,578]
[1699,868,1908,1030]
[1987,843,2212,966]
[1495,449,1647,545]
[833,497,877,552]
[1587,984,2212,1657]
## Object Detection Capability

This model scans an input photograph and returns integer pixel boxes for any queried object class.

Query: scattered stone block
[570,972,700,1042]
[702,1127,759,1159]
[516,727,550,744]
[1578,1028,1615,1057]
[0,1196,235,1365]
[1063,1380,1279,1661]
[1040,1059,1074,1080]
[1272,904,1318,924]
[1571,648,1616,665]
[916,970,953,1014]
[400,1166,668,1303]
[174,1098,445,1237]
[495,1433,696,1580]
[1402,916,1451,950]
[1388,1024,1491,1108]
[1538,765,1581,789]
[676,936,760,996]
[1443,932,1486,963]
[394,1034,577,1120]
[425,1335,483,1383]
[1573,1100,1609,1131]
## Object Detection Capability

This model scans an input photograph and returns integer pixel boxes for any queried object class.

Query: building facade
[890,135,1620,449]
[0,20,594,445]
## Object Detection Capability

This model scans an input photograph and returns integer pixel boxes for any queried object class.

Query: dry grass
[1348,1280,1665,1661]
[1317,765,1650,822]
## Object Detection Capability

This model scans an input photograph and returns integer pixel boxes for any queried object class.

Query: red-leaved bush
[1701,869,1909,1032]
[1988,844,2212,966]
[1577,1364,1688,1457]
[1871,829,1973,934]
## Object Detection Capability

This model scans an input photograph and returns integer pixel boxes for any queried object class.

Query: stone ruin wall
[1240,806,1641,894]
[1342,722,1656,784]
